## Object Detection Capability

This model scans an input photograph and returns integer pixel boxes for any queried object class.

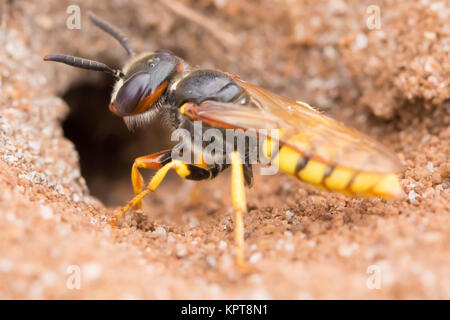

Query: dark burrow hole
[61,76,173,206]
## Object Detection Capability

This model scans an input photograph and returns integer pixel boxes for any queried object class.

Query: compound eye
[114,72,152,116]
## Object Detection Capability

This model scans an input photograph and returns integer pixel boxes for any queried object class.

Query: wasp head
[44,13,184,130]
[109,51,182,128]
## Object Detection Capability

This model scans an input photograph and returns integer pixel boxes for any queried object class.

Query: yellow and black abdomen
[262,136,404,200]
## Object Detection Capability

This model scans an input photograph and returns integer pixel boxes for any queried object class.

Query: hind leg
[229,151,249,272]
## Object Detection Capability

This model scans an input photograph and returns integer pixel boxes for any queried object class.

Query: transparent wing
[183,78,403,174]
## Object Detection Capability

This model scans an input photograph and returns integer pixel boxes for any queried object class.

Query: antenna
[88,11,136,57]
[43,54,124,78]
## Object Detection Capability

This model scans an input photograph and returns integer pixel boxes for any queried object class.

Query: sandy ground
[0,0,449,299]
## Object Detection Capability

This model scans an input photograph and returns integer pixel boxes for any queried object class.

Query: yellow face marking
[298,160,329,185]
[324,167,355,191]
[350,172,380,194]
[272,146,302,176]
[372,173,405,199]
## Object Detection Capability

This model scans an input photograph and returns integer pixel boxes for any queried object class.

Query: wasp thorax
[110,51,182,117]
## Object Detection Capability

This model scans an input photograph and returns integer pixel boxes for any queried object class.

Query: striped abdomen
[262,137,404,200]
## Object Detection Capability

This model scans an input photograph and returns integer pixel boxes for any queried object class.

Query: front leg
[131,150,172,210]
[112,159,219,226]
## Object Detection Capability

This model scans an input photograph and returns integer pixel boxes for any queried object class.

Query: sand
[0,0,449,299]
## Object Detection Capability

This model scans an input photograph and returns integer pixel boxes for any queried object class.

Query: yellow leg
[189,182,201,207]
[131,150,172,210]
[110,160,190,226]
[131,162,144,210]
[230,151,248,272]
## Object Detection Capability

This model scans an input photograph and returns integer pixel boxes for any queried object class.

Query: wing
[182,78,403,174]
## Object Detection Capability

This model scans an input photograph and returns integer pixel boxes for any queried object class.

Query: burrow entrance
[61,77,173,206]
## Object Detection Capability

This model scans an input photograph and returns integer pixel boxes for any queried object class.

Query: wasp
[45,13,405,271]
